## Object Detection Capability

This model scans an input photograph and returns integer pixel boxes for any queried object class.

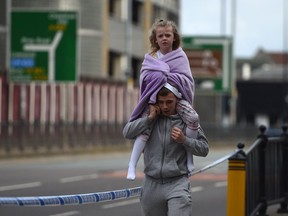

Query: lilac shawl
[129,48,194,122]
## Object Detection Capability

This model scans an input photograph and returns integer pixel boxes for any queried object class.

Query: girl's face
[155,26,174,54]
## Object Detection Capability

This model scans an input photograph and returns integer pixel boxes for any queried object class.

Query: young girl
[127,19,200,180]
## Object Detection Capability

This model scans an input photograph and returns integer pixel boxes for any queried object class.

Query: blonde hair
[149,19,181,55]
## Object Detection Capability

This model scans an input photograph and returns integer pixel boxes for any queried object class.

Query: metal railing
[227,125,288,215]
[245,125,288,215]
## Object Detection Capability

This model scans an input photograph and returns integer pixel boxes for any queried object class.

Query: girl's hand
[148,105,160,121]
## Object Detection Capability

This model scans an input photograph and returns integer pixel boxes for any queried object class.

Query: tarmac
[1,123,287,216]
[267,205,288,216]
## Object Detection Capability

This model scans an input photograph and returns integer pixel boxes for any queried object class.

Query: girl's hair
[149,19,181,55]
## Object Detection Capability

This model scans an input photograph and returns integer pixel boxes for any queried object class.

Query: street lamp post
[220,0,226,35]
[284,0,288,80]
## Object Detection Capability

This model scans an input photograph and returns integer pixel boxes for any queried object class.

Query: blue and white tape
[0,149,239,207]
[0,187,142,206]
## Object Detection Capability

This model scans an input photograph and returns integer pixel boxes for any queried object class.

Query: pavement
[0,124,260,158]
[267,205,288,216]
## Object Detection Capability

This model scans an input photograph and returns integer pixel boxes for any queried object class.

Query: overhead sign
[182,36,233,92]
[10,11,77,82]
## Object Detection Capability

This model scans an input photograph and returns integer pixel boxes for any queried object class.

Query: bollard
[227,143,246,216]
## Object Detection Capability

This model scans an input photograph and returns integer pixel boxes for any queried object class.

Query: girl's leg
[177,100,200,175]
[186,128,197,174]
[176,100,199,131]
[127,135,147,180]
[186,153,194,175]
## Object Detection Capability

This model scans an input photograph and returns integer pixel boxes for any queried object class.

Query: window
[109,51,121,78]
[132,0,143,25]
[109,0,122,19]
[131,57,142,81]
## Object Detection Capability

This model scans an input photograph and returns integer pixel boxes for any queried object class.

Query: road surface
[0,147,250,215]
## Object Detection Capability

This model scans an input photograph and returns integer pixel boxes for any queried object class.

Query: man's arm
[172,126,209,157]
[123,117,150,139]
[123,105,160,139]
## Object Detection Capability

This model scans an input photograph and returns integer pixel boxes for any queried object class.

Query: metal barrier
[0,123,127,155]
[0,75,139,125]
[0,149,240,207]
[245,125,288,215]
[226,125,288,216]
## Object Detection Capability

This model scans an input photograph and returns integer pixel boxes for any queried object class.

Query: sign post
[10,11,77,82]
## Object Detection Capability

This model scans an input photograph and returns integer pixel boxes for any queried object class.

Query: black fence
[245,125,288,215]
[0,123,128,156]
[0,122,259,157]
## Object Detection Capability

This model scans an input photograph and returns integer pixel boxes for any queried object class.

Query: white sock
[187,153,194,174]
[127,136,146,180]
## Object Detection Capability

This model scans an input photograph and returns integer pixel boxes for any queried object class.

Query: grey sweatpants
[140,176,192,216]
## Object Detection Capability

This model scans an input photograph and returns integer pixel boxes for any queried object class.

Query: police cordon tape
[0,149,240,207]
[0,187,142,207]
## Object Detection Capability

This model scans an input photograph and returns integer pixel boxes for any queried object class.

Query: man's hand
[171,126,185,144]
[148,104,160,121]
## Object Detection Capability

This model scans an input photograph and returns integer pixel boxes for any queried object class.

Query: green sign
[182,36,233,92]
[10,11,77,82]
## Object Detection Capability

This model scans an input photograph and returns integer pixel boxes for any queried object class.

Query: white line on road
[102,198,139,209]
[191,186,203,193]
[0,182,42,192]
[60,174,99,183]
[48,211,80,216]
[214,181,227,187]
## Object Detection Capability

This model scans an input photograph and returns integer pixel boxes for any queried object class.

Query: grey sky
[180,0,287,58]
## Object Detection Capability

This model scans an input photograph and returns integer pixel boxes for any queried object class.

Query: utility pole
[231,0,237,41]
[284,0,288,80]
[230,0,237,125]
[220,0,226,35]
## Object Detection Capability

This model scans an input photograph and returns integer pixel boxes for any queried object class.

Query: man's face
[157,92,177,116]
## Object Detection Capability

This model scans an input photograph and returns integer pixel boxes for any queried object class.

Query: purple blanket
[129,48,194,121]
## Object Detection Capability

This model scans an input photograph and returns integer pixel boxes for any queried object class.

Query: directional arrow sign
[10,11,77,82]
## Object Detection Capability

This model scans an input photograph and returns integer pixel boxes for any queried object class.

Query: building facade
[0,0,180,82]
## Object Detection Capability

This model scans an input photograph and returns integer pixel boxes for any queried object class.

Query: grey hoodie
[123,114,209,182]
